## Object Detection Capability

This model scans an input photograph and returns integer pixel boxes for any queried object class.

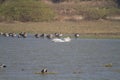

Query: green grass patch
[0,0,55,22]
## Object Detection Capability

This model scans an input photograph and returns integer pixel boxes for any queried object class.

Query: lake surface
[0,36,120,80]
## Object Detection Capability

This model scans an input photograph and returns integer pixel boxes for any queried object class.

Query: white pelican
[52,37,71,42]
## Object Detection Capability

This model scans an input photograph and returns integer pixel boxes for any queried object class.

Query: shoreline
[0,21,120,39]
[0,32,120,39]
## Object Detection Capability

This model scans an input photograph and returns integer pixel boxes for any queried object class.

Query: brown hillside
[42,0,120,21]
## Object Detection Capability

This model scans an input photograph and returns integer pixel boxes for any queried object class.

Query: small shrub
[86,8,109,20]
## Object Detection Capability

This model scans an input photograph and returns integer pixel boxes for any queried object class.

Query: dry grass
[0,20,120,38]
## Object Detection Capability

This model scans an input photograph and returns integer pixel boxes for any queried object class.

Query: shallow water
[0,36,120,80]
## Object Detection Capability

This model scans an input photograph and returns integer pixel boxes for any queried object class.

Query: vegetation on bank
[51,0,120,21]
[0,0,120,38]
[0,0,120,22]
[0,0,55,22]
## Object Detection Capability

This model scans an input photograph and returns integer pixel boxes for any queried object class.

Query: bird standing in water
[41,68,47,73]
[0,64,6,68]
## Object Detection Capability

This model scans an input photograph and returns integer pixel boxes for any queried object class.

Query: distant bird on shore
[74,33,80,38]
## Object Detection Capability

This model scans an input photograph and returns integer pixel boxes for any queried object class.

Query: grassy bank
[0,0,55,22]
[0,20,120,39]
[0,0,120,22]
